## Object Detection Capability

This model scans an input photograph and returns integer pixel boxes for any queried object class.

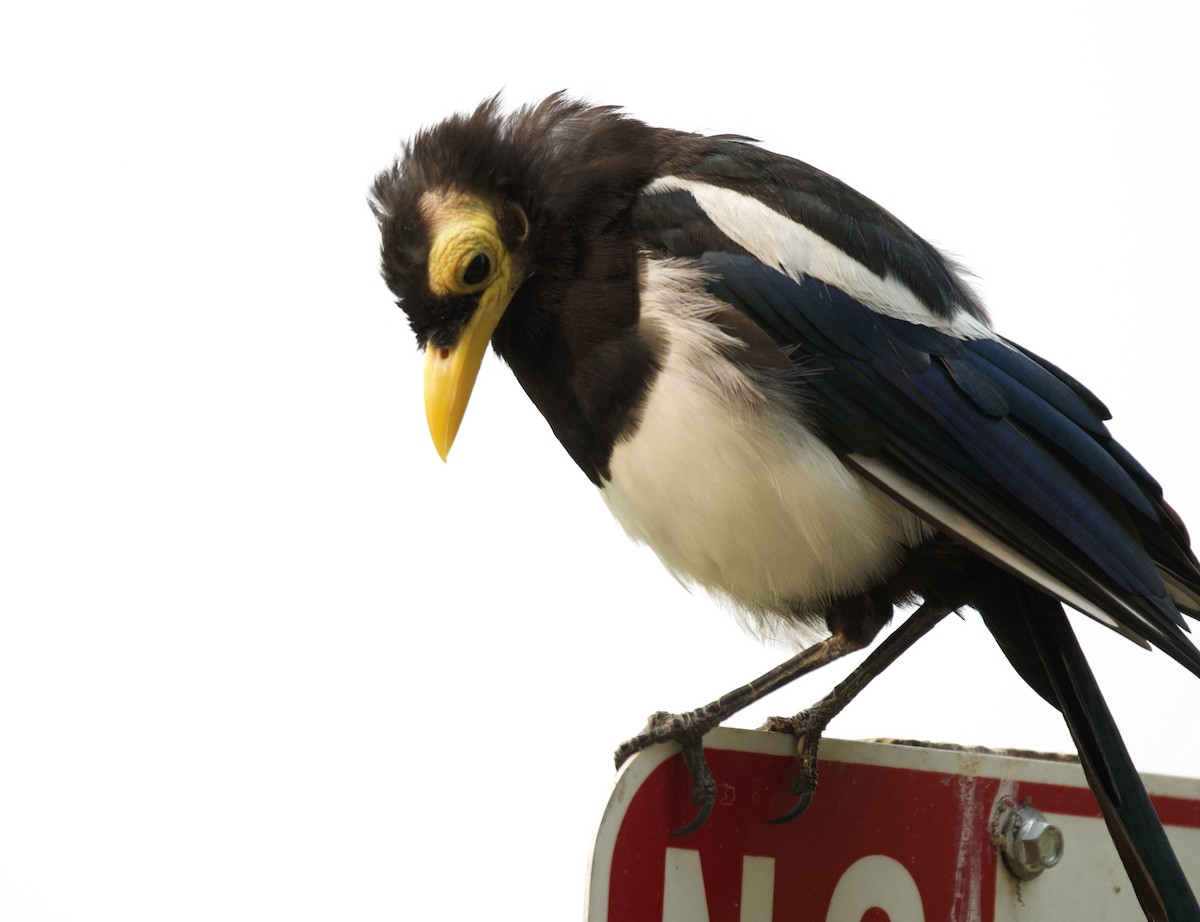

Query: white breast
[600,260,931,640]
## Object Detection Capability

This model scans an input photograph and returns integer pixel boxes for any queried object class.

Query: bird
[370,94,1200,920]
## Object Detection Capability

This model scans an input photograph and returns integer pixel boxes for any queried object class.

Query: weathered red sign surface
[586,729,1200,921]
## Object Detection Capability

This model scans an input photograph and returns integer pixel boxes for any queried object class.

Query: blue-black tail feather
[976,570,1199,921]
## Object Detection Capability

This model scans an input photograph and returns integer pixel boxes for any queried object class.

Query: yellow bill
[417,189,526,460]
[423,288,510,460]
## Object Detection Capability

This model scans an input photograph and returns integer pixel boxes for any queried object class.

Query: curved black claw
[762,710,826,824]
[769,788,813,825]
[672,739,718,836]
[613,710,722,835]
[673,798,714,837]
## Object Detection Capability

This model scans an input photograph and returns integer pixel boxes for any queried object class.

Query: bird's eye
[463,253,492,287]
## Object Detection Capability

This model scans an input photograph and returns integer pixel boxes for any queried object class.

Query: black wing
[632,156,1200,669]
[702,251,1200,669]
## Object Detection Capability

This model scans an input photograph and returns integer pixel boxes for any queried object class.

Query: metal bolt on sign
[992,797,1065,880]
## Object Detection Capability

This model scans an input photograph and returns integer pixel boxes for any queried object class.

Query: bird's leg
[764,597,958,823]
[614,632,868,767]
[613,630,870,835]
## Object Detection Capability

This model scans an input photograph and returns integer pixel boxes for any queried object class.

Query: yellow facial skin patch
[419,189,524,460]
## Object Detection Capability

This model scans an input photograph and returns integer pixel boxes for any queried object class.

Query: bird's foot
[610,630,894,835]
[761,703,834,823]
[614,707,725,767]
[614,708,724,835]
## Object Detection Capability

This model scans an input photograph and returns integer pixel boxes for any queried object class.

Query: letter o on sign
[826,855,925,922]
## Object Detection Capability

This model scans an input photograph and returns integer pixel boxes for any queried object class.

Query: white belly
[600,267,930,638]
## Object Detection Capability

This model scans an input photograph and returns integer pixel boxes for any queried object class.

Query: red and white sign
[586,728,1200,921]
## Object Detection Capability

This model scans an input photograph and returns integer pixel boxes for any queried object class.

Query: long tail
[976,569,1198,921]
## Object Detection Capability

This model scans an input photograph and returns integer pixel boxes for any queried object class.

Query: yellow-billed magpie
[371,94,1200,919]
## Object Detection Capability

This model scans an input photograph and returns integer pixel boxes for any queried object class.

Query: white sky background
[3,1,1198,918]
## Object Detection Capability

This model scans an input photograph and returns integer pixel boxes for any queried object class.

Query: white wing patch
[644,175,994,341]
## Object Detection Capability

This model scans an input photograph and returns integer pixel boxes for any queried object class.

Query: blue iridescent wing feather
[698,248,1200,666]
